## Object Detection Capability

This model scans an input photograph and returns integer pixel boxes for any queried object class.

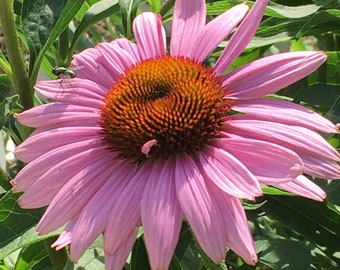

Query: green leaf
[0,191,45,259]
[68,0,120,60]
[0,94,22,130]
[259,195,340,264]
[146,0,161,13]
[63,236,104,270]
[14,241,48,270]
[265,2,321,19]
[130,234,151,270]
[119,0,141,38]
[22,0,85,85]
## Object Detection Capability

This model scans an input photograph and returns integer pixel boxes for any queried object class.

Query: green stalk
[0,0,33,110]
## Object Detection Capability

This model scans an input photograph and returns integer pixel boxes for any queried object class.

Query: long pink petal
[105,229,138,270]
[35,79,106,107]
[207,181,258,265]
[14,126,101,162]
[234,98,338,133]
[36,158,118,235]
[226,117,340,162]
[15,102,100,128]
[170,0,206,57]
[114,38,142,63]
[104,163,151,255]
[51,219,77,251]
[188,4,248,62]
[175,153,227,263]
[133,12,166,60]
[199,146,262,199]
[141,159,182,270]
[97,41,137,76]
[71,47,115,88]
[276,175,326,201]
[214,0,269,74]
[69,162,136,262]
[222,51,327,100]
[215,137,303,184]
[12,139,104,192]
[299,154,340,179]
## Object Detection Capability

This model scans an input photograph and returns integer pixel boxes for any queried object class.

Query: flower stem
[0,0,33,110]
[44,237,69,270]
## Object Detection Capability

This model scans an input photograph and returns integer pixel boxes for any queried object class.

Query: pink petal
[170,0,206,57]
[15,126,101,162]
[214,0,269,74]
[276,175,326,202]
[35,79,106,107]
[133,12,166,60]
[215,137,303,184]
[12,139,104,193]
[105,229,138,270]
[97,41,137,76]
[69,162,136,262]
[114,38,142,63]
[71,47,115,88]
[299,154,340,180]
[175,153,227,263]
[207,181,258,265]
[36,158,118,235]
[104,163,151,255]
[141,159,182,270]
[51,219,76,251]
[226,117,340,162]
[188,4,248,62]
[199,146,262,199]
[233,98,338,133]
[15,102,100,128]
[222,51,327,99]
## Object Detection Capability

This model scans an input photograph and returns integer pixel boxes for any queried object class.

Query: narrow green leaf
[146,0,161,13]
[266,2,321,19]
[68,0,120,60]
[119,0,141,38]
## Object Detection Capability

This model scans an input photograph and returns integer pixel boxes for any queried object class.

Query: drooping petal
[214,0,269,74]
[133,12,166,60]
[69,162,136,262]
[104,163,151,255]
[12,139,105,193]
[15,102,100,128]
[36,157,118,235]
[233,98,338,133]
[199,146,262,199]
[71,47,115,88]
[276,175,326,201]
[97,41,137,77]
[188,4,248,62]
[105,229,138,270]
[141,159,182,270]
[175,153,227,263]
[299,154,340,180]
[35,79,106,107]
[215,137,303,184]
[14,126,102,162]
[226,117,340,162]
[222,51,327,99]
[171,0,206,57]
[51,219,77,251]
[207,181,258,265]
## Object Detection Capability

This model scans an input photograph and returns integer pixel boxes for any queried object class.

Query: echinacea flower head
[11,0,340,269]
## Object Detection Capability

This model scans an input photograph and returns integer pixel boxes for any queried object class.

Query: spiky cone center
[101,55,232,163]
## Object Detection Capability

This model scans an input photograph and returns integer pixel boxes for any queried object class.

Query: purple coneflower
[11,0,340,269]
